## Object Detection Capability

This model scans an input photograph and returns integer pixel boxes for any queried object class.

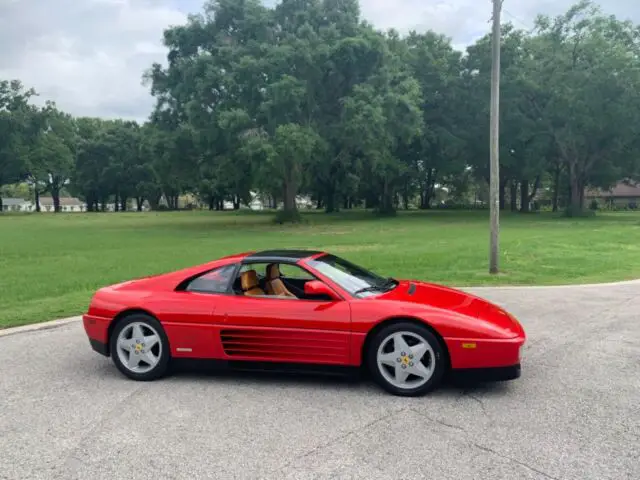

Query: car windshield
[307,254,397,297]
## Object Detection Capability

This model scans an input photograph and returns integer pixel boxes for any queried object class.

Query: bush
[589,199,599,211]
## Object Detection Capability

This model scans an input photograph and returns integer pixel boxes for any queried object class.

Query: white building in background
[0,197,88,213]
[1,198,33,212]
[39,197,87,212]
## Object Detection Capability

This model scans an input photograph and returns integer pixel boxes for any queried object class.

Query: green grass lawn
[2,209,640,328]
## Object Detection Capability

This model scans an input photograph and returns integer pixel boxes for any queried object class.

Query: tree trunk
[35,189,41,212]
[510,181,518,212]
[120,197,127,212]
[114,193,120,212]
[324,185,336,213]
[315,198,323,210]
[233,196,240,210]
[499,178,506,210]
[51,186,61,213]
[569,163,583,214]
[402,189,410,210]
[0,196,3,212]
[148,195,160,211]
[552,164,561,212]
[218,199,224,211]
[527,175,541,211]
[420,169,435,209]
[379,178,395,214]
[520,180,530,213]
[208,196,215,211]
[136,197,144,212]
[283,181,297,214]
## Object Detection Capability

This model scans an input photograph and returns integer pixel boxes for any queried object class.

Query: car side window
[278,263,315,280]
[185,265,237,294]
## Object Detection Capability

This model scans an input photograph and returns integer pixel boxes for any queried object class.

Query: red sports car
[83,250,526,396]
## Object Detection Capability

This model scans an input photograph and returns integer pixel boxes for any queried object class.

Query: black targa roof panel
[244,250,325,263]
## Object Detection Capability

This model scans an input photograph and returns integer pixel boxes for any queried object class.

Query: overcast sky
[0,0,637,121]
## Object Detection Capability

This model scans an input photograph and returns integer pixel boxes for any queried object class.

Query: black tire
[366,321,446,397]
[109,313,171,381]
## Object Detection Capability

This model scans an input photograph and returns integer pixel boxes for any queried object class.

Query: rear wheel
[367,322,446,397]
[109,314,170,381]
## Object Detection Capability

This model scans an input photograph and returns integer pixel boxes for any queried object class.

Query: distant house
[39,197,87,212]
[1,198,33,212]
[585,181,640,208]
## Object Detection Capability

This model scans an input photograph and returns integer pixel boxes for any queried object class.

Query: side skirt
[171,358,362,379]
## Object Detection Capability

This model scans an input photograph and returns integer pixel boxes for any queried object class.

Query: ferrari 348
[83,250,526,396]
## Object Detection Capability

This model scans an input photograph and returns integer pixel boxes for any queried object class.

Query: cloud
[1,0,638,121]
[0,0,186,121]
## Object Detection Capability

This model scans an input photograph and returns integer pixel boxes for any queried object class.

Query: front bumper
[444,335,525,370]
[450,363,521,382]
[89,338,109,356]
[83,314,111,356]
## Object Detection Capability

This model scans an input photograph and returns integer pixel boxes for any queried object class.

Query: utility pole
[489,0,502,274]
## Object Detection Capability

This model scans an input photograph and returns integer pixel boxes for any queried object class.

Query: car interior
[231,263,334,301]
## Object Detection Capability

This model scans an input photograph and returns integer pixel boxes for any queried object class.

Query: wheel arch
[360,316,451,373]
[106,308,160,356]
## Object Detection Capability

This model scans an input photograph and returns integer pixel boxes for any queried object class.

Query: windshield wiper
[354,277,397,295]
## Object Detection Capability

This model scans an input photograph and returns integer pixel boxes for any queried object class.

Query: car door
[217,263,352,365]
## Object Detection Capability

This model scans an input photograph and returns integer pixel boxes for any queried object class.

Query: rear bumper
[450,363,521,382]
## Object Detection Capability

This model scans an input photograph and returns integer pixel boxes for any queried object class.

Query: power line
[503,9,535,31]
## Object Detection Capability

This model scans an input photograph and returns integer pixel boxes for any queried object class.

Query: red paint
[83,251,526,373]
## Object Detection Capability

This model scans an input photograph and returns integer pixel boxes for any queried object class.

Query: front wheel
[367,322,446,397]
[109,314,171,381]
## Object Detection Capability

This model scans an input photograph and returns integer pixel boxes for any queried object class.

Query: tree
[526,1,640,215]
[342,33,424,214]
[29,103,77,212]
[405,31,467,209]
[0,80,38,211]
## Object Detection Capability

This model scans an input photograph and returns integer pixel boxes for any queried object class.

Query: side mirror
[304,280,340,300]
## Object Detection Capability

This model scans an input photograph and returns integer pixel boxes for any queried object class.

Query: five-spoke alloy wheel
[109,314,170,381]
[367,322,445,396]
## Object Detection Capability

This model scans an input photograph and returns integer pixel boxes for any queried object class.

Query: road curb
[0,316,82,338]
[461,278,640,290]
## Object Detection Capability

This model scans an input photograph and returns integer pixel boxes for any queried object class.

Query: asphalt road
[1,282,639,480]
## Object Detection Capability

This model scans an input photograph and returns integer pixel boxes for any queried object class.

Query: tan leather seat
[265,264,296,297]
[240,270,265,296]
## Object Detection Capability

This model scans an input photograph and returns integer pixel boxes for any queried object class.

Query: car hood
[376,280,525,338]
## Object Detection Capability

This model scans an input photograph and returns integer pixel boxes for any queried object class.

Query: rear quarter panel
[83,288,223,359]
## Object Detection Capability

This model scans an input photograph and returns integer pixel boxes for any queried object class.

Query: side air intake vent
[220,329,349,363]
